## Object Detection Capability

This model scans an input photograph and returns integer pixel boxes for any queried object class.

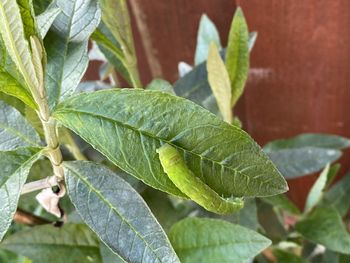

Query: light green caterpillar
[157,144,244,215]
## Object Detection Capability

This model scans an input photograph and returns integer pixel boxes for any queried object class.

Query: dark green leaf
[1,224,102,263]
[0,147,41,241]
[0,101,41,151]
[266,147,341,179]
[169,217,271,263]
[64,161,180,263]
[54,89,287,198]
[225,7,249,107]
[264,133,350,151]
[44,0,101,109]
[296,206,350,254]
[195,14,222,65]
[100,243,125,263]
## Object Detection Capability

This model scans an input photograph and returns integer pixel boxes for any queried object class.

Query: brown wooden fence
[85,0,350,208]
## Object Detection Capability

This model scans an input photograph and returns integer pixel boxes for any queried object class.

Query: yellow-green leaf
[207,43,232,123]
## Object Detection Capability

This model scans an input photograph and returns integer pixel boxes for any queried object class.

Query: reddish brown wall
[86,0,350,208]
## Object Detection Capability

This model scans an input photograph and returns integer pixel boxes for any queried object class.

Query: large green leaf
[265,147,341,179]
[296,206,350,254]
[320,172,350,217]
[207,43,232,123]
[195,14,222,65]
[225,7,249,107]
[54,89,287,198]
[0,147,41,241]
[0,101,41,151]
[1,224,102,263]
[0,0,39,100]
[169,217,271,263]
[64,161,180,263]
[264,133,350,151]
[44,0,100,109]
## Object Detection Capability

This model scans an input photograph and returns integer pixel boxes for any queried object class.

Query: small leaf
[248,31,258,51]
[265,147,341,179]
[64,161,180,263]
[36,7,61,38]
[0,101,41,151]
[264,133,350,151]
[296,206,350,254]
[54,89,287,198]
[44,0,101,108]
[169,217,271,263]
[98,0,141,88]
[195,14,222,65]
[0,147,41,241]
[207,43,232,123]
[225,7,249,107]
[1,224,102,263]
[304,163,340,213]
[146,79,175,95]
[157,144,243,214]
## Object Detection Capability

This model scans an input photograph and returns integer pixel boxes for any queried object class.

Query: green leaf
[225,7,249,107]
[264,133,350,151]
[44,0,101,109]
[0,0,40,99]
[273,249,308,263]
[157,144,243,214]
[320,172,350,217]
[195,14,222,65]
[54,89,287,198]
[0,249,30,263]
[0,101,41,151]
[1,224,102,263]
[91,22,131,84]
[304,164,340,213]
[169,217,271,263]
[261,194,300,215]
[100,244,125,263]
[296,206,350,254]
[36,6,61,38]
[207,43,232,123]
[265,147,341,179]
[98,0,140,88]
[64,161,180,263]
[146,79,175,95]
[0,147,41,241]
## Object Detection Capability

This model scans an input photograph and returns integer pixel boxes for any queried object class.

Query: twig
[14,208,51,226]
[21,176,58,195]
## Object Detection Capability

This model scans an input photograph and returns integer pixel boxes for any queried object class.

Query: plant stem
[21,176,58,195]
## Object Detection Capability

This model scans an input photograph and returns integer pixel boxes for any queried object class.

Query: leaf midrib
[66,164,164,263]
